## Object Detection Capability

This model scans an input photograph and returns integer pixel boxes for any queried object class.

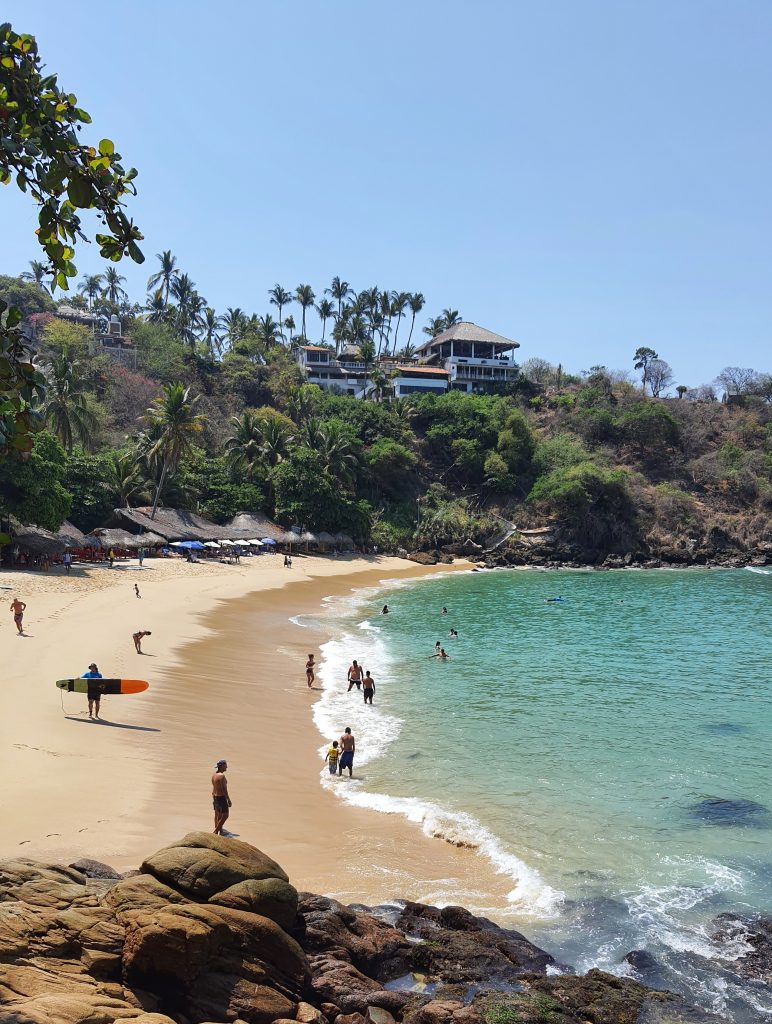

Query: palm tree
[78,273,104,311]
[295,284,316,340]
[397,341,416,362]
[143,382,205,519]
[169,273,202,353]
[390,291,409,355]
[359,338,376,398]
[283,314,297,343]
[202,307,224,358]
[145,288,168,324]
[325,277,351,321]
[286,385,320,425]
[102,267,127,305]
[268,285,293,339]
[223,307,247,349]
[423,315,446,338]
[146,250,178,305]
[258,416,293,467]
[225,411,267,481]
[315,298,335,341]
[441,308,462,329]
[20,260,50,290]
[105,451,145,506]
[301,417,325,451]
[43,353,100,451]
[317,421,359,481]
[407,292,425,345]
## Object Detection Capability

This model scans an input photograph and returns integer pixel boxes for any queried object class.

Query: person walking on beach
[108,549,115,568]
[363,671,375,705]
[82,663,103,719]
[63,552,72,575]
[138,548,145,567]
[338,727,355,777]
[306,654,316,688]
[347,659,363,691]
[133,630,152,653]
[324,740,339,775]
[10,597,26,634]
[212,759,232,835]
[134,584,141,599]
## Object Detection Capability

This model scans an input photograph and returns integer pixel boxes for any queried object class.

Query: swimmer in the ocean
[381,604,390,615]
[544,596,564,603]
[435,640,442,652]
[448,628,458,638]
[430,648,451,660]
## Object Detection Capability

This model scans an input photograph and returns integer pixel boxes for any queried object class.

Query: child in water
[324,740,339,775]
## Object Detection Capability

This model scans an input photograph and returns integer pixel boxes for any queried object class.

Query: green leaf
[128,240,144,264]
[66,173,93,208]
[98,138,114,156]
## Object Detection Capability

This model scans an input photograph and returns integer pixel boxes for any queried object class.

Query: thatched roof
[57,521,86,548]
[225,512,286,543]
[86,528,165,549]
[11,525,66,556]
[414,321,519,355]
[110,507,249,542]
[335,532,355,548]
[316,531,337,545]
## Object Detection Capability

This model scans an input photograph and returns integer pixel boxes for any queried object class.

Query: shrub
[532,434,590,476]
[620,402,680,456]
[569,407,618,445]
[364,438,418,498]
[528,461,636,548]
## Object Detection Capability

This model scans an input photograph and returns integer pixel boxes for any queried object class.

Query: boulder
[712,914,772,985]
[296,999,324,1023]
[69,858,122,880]
[309,955,385,1014]
[140,831,289,899]
[406,552,438,565]
[210,876,299,931]
[299,894,412,979]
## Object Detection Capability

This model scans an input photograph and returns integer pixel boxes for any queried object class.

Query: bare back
[212,771,228,797]
[340,733,355,751]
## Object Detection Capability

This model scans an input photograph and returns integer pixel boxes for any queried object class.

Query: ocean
[304,566,771,1023]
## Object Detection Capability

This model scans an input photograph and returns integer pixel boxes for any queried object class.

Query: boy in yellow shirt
[324,740,339,775]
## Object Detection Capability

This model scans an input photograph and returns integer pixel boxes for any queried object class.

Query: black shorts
[213,796,229,812]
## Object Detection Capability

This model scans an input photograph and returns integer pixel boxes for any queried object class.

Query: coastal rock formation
[0,833,728,1024]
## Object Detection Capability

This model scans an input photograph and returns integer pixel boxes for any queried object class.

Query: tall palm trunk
[150,457,170,520]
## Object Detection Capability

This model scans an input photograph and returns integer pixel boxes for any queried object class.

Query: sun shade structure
[315,531,337,545]
[110,507,252,543]
[204,541,221,548]
[10,525,67,556]
[57,521,86,548]
[261,538,277,545]
[86,527,165,550]
[225,512,286,542]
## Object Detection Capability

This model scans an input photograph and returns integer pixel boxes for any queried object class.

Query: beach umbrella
[247,538,264,546]
[261,538,277,545]
[221,539,234,547]
[170,541,185,547]
[204,541,221,548]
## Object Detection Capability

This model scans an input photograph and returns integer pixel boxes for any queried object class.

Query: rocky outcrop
[0,835,727,1024]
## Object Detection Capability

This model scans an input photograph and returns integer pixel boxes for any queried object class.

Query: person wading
[347,659,363,691]
[338,727,355,777]
[363,671,375,705]
[212,759,232,835]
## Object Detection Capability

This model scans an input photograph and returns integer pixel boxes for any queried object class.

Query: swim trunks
[213,795,229,812]
[339,750,354,771]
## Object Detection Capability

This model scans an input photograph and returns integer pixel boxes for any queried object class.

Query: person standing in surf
[306,654,316,688]
[82,663,103,719]
[363,671,375,705]
[347,659,363,691]
[338,727,355,777]
[10,597,26,634]
[212,759,232,835]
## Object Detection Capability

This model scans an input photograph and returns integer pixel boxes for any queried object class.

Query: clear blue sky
[4,1,771,386]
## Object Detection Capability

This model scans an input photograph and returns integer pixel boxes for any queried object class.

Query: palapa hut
[108,507,250,543]
[335,532,355,550]
[225,512,286,543]
[315,531,337,550]
[86,527,165,550]
[9,525,66,558]
[57,521,87,549]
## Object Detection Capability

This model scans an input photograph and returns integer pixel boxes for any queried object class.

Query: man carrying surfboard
[212,760,232,835]
[82,663,103,719]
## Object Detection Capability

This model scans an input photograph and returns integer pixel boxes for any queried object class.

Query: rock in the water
[712,913,772,985]
[140,830,289,898]
[688,797,771,828]
[623,948,661,977]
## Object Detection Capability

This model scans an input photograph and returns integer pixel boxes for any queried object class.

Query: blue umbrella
[261,538,277,545]
[179,540,205,550]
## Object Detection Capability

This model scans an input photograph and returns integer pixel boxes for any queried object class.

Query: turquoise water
[312,568,772,1022]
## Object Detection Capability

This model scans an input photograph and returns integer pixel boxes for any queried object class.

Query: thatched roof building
[86,527,166,549]
[225,512,286,542]
[11,525,67,556]
[109,507,251,543]
[57,521,87,548]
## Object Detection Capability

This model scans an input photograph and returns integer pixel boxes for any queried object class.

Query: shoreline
[0,553,524,916]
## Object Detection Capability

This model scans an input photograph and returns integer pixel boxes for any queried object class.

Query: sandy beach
[1,552,517,912]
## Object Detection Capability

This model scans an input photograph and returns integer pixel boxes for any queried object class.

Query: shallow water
[307,567,771,1022]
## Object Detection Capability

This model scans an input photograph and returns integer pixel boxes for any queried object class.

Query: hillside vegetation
[1,270,771,567]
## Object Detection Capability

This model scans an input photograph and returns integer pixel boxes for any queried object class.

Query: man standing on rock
[212,759,232,835]
[338,728,355,777]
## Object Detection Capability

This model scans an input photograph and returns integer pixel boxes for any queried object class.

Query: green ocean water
[313,567,772,1022]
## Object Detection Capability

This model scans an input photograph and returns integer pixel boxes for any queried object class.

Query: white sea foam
[745,566,772,576]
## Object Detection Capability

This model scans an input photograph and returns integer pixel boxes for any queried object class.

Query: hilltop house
[295,321,520,399]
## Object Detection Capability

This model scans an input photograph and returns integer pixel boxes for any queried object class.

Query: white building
[414,321,519,393]
[295,345,367,397]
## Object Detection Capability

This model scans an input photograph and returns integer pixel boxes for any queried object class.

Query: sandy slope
[0,552,519,915]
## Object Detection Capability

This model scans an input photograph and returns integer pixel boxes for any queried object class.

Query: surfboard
[55,679,149,695]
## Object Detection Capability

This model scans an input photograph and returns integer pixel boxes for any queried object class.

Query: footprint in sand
[78,828,87,833]
[46,834,61,838]
[19,840,30,845]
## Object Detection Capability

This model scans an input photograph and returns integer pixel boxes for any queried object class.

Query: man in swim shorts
[133,630,152,653]
[338,727,355,777]
[10,597,25,634]
[347,659,363,691]
[362,671,375,705]
[82,663,103,719]
[212,759,232,834]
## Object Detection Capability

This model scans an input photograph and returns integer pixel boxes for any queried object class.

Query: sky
[3,0,771,387]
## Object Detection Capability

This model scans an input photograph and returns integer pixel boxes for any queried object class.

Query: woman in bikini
[306,653,316,688]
